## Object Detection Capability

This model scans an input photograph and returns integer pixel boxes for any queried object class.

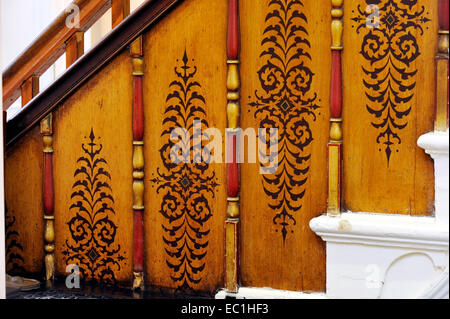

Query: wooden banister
[2,0,115,111]
[21,76,40,107]
[66,32,85,68]
[112,0,131,28]
[6,0,181,147]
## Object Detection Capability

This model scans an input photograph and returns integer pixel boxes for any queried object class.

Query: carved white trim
[417,130,449,157]
[307,130,449,299]
[310,213,448,251]
[310,212,448,299]
[419,268,449,299]
[418,130,449,225]
[215,288,326,299]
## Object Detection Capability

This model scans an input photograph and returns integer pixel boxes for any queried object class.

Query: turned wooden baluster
[40,114,55,282]
[21,76,39,107]
[328,0,344,216]
[436,0,449,131]
[112,0,130,28]
[66,31,84,68]
[225,0,240,293]
[130,36,145,291]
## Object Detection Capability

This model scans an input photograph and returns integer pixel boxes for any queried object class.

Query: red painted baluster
[439,0,449,30]
[225,0,240,293]
[227,0,239,60]
[330,50,342,119]
[133,77,144,141]
[43,153,54,216]
[328,0,344,216]
[41,114,55,282]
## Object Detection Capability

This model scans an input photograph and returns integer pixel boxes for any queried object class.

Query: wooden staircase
[3,0,447,297]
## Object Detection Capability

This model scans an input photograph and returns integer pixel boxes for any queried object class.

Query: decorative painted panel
[351,0,431,163]
[248,0,320,242]
[344,0,436,215]
[144,0,227,294]
[240,0,329,292]
[150,52,220,291]
[53,51,133,285]
[5,205,25,275]
[62,129,125,285]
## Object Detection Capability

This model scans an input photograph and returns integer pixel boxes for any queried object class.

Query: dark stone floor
[9,288,115,299]
[7,281,212,299]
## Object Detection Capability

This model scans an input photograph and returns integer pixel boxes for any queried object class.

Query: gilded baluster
[226,59,240,220]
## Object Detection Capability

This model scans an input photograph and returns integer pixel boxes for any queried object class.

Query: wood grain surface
[343,0,436,215]
[239,0,329,292]
[3,0,438,293]
[5,126,44,276]
[53,51,133,285]
[143,0,227,294]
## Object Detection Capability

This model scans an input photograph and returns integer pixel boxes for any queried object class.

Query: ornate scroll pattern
[352,0,430,163]
[249,0,320,242]
[5,205,25,275]
[62,129,125,286]
[151,51,219,291]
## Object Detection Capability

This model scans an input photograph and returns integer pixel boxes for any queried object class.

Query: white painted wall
[83,0,145,54]
[130,0,146,12]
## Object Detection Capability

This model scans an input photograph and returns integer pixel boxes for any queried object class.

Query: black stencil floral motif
[249,0,320,242]
[62,129,124,285]
[5,204,25,275]
[151,51,219,291]
[352,0,430,163]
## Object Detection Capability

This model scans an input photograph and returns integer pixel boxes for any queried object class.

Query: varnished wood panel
[5,126,44,276]
[240,0,329,292]
[343,0,436,215]
[143,0,227,294]
[53,51,133,285]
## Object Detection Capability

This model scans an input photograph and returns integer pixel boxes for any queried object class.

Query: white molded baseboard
[215,287,326,299]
